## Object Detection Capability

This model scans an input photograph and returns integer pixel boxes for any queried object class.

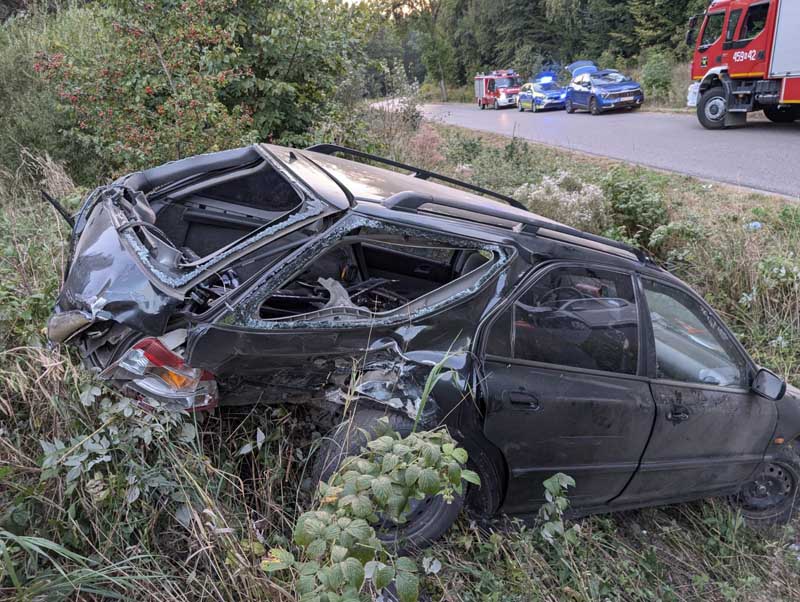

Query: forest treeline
[369,0,709,94]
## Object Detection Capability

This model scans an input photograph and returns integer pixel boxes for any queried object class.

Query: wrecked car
[49,142,800,549]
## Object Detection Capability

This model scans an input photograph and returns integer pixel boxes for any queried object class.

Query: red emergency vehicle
[687,0,800,129]
[474,70,523,110]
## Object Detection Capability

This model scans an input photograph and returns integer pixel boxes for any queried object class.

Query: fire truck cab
[474,70,523,110]
[687,0,800,129]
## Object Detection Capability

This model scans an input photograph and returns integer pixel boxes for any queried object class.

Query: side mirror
[752,368,786,401]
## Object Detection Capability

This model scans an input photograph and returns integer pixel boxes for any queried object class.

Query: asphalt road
[421,103,800,199]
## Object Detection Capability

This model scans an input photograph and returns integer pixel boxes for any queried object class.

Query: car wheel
[518,100,524,112]
[311,409,464,553]
[697,86,728,129]
[565,99,575,114]
[733,441,800,525]
[763,106,799,123]
[590,97,601,115]
[531,101,538,113]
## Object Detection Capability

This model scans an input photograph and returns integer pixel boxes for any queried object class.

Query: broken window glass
[153,164,303,258]
[258,238,492,321]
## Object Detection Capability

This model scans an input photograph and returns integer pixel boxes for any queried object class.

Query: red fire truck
[687,0,800,129]
[474,70,523,110]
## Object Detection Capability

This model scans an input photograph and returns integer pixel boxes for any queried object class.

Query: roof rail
[304,143,528,211]
[383,191,650,264]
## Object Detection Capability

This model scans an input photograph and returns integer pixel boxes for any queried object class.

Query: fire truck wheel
[493,100,499,110]
[478,100,485,110]
[697,86,727,130]
[565,99,575,114]
[763,106,799,123]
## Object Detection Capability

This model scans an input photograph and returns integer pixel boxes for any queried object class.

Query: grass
[2,97,800,600]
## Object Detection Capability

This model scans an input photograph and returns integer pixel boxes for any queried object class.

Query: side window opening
[154,164,303,258]
[643,279,749,388]
[700,12,725,48]
[739,2,770,40]
[259,237,494,321]
[726,9,743,42]
[486,266,639,375]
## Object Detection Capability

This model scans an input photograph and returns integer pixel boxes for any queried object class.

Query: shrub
[37,0,256,175]
[514,171,608,234]
[266,418,478,602]
[640,50,674,98]
[602,167,669,249]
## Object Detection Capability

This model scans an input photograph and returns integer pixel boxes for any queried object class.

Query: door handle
[503,391,541,411]
[667,405,690,423]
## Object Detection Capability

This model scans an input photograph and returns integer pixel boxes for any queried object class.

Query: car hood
[594,82,642,93]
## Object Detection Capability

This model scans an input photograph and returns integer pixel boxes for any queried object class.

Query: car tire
[565,99,575,114]
[763,106,799,123]
[518,100,524,112]
[531,101,538,113]
[590,97,601,115]
[310,409,464,553]
[697,86,728,129]
[733,440,800,525]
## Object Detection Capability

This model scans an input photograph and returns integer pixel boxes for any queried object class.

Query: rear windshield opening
[259,238,494,320]
[153,164,303,258]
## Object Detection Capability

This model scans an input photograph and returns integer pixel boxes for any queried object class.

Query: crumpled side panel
[55,198,178,335]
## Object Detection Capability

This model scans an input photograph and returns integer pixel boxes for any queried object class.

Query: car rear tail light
[100,337,218,412]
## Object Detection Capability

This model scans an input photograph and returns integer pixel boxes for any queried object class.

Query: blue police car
[565,68,645,115]
[517,73,567,113]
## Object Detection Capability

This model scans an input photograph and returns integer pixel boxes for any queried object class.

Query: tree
[381,0,455,101]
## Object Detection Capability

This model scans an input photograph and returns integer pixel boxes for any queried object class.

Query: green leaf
[417,468,440,495]
[331,544,348,563]
[446,462,462,485]
[404,464,421,487]
[382,453,400,473]
[341,557,365,589]
[395,556,417,573]
[349,494,373,519]
[374,563,395,590]
[395,571,419,602]
[461,469,481,486]
[305,538,328,559]
[371,475,392,504]
[451,447,468,465]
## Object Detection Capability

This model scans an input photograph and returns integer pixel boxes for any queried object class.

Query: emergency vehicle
[474,70,523,110]
[687,0,800,129]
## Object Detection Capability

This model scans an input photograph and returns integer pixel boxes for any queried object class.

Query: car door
[613,276,778,507]
[727,1,772,77]
[479,264,656,513]
[519,83,532,108]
